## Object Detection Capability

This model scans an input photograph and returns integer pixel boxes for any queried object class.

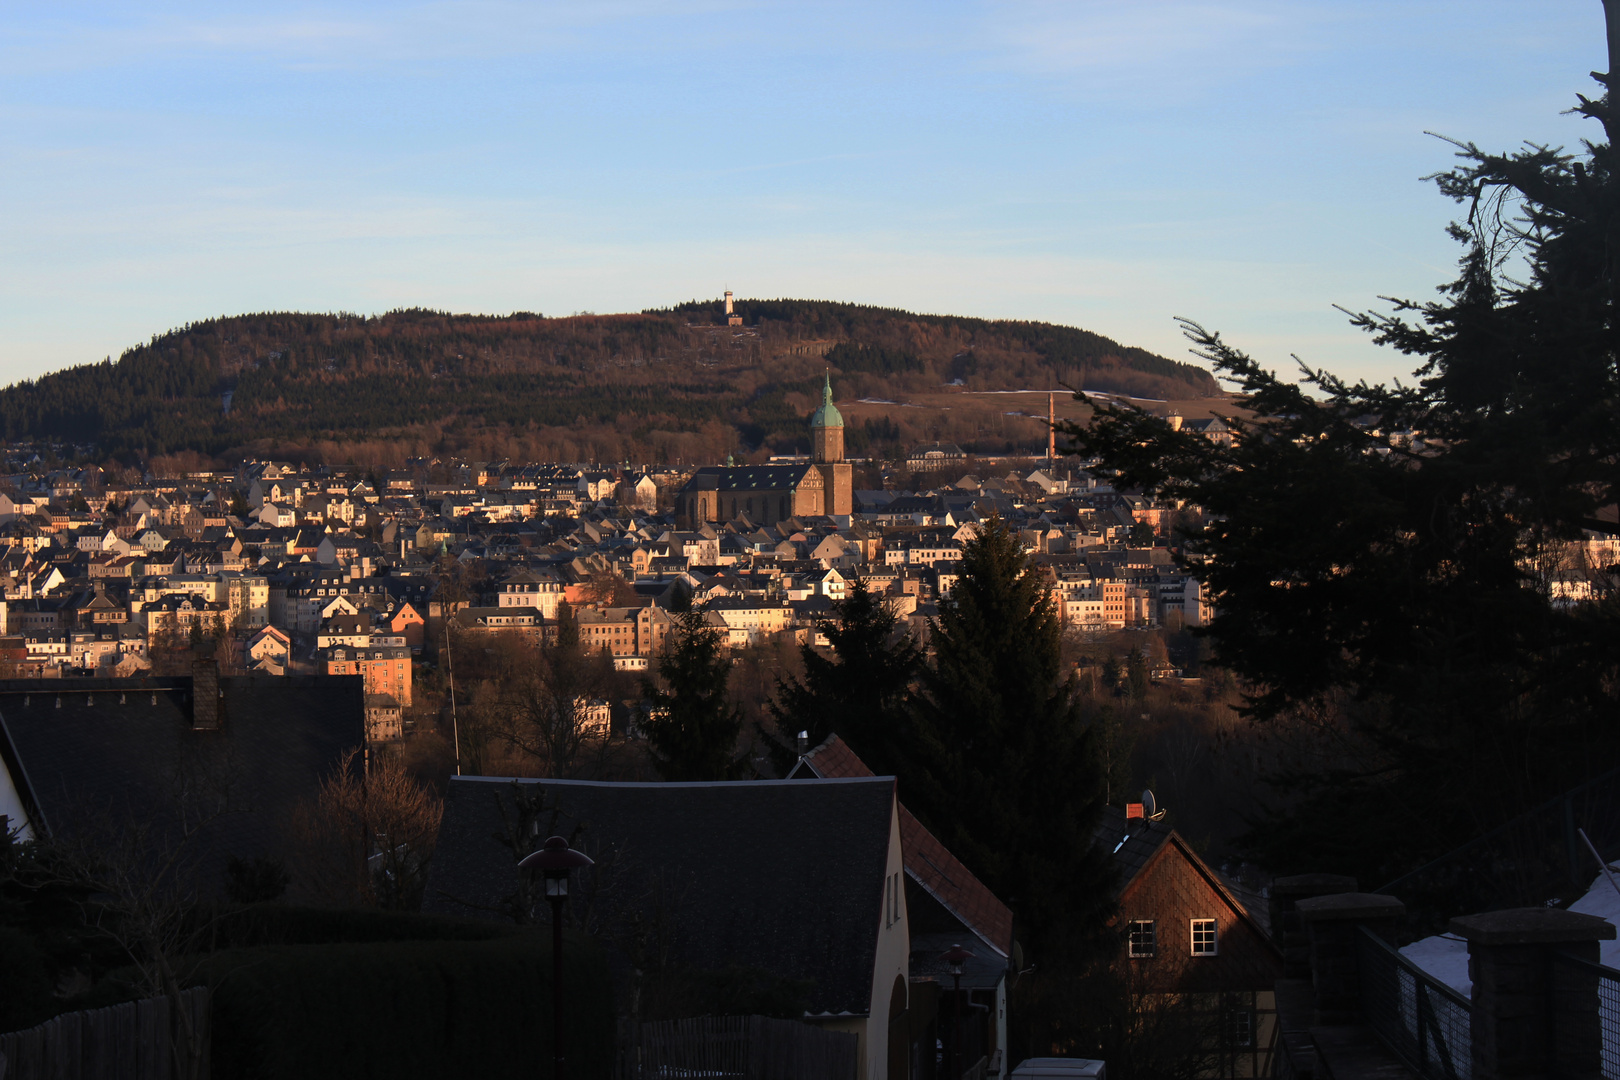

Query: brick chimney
[191,658,222,731]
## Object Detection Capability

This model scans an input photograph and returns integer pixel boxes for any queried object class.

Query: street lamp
[520,836,594,1079]
[941,944,974,1080]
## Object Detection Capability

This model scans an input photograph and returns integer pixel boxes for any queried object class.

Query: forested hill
[0,299,1219,468]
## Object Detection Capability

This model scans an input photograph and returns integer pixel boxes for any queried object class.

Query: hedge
[208,904,518,947]
[201,929,613,1080]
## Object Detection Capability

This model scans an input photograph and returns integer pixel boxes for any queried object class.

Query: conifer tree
[908,516,1113,951]
[642,609,743,781]
[1063,3,1620,882]
[767,578,922,776]
[1125,647,1150,700]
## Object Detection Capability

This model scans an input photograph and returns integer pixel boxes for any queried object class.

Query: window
[1128,920,1156,958]
[1191,918,1218,956]
[1226,1007,1254,1048]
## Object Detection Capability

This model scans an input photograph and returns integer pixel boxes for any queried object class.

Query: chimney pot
[191,659,221,730]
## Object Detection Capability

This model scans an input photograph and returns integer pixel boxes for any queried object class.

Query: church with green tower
[809,371,853,516]
[675,373,852,526]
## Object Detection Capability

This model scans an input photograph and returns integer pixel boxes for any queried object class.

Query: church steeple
[810,371,844,465]
[809,369,843,433]
[807,371,852,516]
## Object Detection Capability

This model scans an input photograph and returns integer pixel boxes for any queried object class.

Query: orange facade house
[324,644,412,707]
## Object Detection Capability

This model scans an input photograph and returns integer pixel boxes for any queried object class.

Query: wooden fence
[616,1014,858,1080]
[0,988,209,1080]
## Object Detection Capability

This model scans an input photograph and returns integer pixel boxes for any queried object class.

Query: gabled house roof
[790,734,1013,958]
[424,776,898,1017]
[0,675,363,891]
[1091,806,1275,946]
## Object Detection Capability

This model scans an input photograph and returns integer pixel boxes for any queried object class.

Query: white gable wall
[810,793,910,1080]
[0,752,34,841]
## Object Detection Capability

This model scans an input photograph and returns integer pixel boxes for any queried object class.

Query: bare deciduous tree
[288,749,443,910]
[24,751,247,1080]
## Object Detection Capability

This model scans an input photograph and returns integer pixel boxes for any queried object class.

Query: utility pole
[445,621,461,775]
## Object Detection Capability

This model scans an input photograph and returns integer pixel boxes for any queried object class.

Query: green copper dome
[809,372,843,429]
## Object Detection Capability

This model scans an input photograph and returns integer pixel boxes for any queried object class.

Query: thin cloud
[982,0,1337,101]
[0,1,763,75]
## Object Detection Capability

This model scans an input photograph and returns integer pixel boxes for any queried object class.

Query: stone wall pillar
[1450,908,1616,1080]
[1271,874,1358,979]
[1297,892,1406,1024]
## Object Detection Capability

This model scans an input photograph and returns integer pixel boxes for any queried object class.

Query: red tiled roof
[798,735,1014,957]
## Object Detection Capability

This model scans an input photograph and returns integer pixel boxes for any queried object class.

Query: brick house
[1094,807,1283,1077]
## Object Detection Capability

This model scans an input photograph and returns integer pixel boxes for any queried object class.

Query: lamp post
[941,943,974,1080]
[519,836,594,1079]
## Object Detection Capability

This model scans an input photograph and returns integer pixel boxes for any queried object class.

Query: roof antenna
[1143,789,1166,822]
[1578,827,1620,900]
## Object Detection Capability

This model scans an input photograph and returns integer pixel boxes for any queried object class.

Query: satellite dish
[1142,789,1159,820]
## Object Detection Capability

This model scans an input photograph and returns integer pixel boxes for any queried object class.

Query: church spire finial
[822,369,832,404]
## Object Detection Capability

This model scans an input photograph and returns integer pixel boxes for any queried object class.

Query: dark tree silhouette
[766,578,922,776]
[1062,2,1620,883]
[908,516,1113,952]
[642,609,743,781]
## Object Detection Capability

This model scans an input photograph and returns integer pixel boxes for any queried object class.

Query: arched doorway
[887,973,909,1080]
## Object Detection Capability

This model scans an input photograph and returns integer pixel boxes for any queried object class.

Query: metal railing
[1552,951,1620,1080]
[1357,926,1471,1080]
[1377,767,1620,934]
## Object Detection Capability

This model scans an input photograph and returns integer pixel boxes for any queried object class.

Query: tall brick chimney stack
[1048,391,1056,461]
[191,659,222,731]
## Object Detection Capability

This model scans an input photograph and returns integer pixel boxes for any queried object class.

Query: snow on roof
[1569,870,1620,969]
[1402,869,1620,996]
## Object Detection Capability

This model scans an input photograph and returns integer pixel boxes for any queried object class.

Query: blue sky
[0,1,1605,388]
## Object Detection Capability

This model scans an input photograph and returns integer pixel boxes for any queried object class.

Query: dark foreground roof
[791,734,1013,958]
[424,776,896,1017]
[0,675,364,896]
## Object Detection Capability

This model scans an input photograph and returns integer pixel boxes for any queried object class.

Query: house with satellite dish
[1093,795,1284,1078]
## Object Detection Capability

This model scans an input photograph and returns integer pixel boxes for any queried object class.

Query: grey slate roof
[424,776,896,1017]
[1092,805,1174,895]
[678,465,816,494]
[0,675,364,896]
